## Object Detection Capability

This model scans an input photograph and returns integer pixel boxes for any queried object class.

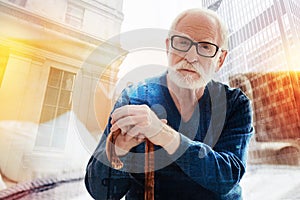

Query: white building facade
[0,0,124,185]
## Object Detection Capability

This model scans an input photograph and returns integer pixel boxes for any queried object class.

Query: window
[35,67,76,149]
[279,0,286,14]
[256,16,262,31]
[0,46,9,88]
[65,2,84,28]
[8,0,27,7]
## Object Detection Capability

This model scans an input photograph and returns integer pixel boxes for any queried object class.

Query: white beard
[167,59,216,90]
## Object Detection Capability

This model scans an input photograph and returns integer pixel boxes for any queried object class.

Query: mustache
[173,60,200,73]
[170,60,214,82]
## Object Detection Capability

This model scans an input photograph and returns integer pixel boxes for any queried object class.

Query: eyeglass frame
[170,35,222,58]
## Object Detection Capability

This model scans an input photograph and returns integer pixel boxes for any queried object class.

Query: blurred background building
[0,0,124,185]
[204,0,300,165]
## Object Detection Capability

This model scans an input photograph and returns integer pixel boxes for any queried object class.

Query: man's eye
[179,41,189,45]
[199,44,212,51]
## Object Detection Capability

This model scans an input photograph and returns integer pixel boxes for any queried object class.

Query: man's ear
[216,50,228,72]
[166,38,170,55]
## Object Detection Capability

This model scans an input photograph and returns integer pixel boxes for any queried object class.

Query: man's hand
[112,130,144,156]
[110,105,165,143]
[110,105,180,154]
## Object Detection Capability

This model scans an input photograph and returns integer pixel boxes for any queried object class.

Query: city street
[241,164,300,200]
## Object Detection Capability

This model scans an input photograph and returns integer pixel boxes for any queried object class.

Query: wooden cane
[144,139,155,200]
[106,129,123,169]
[107,129,155,200]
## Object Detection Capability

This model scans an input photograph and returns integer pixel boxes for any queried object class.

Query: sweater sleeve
[172,91,253,195]
[84,132,132,199]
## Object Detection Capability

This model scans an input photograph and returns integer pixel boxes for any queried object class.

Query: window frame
[35,67,76,151]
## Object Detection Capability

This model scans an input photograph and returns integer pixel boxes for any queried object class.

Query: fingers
[161,119,168,124]
[111,133,144,157]
[126,124,161,139]
[110,105,168,145]
[111,105,149,124]
[110,115,148,133]
[114,132,144,149]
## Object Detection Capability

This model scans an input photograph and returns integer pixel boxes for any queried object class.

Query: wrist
[152,124,180,155]
[163,128,180,155]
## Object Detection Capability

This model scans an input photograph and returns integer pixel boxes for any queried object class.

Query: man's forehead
[171,32,215,44]
[171,13,220,44]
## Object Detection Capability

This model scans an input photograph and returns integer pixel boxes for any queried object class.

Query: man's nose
[184,44,199,63]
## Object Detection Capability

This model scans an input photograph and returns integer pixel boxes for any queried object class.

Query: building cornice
[0,0,120,47]
[0,0,128,70]
[71,0,124,22]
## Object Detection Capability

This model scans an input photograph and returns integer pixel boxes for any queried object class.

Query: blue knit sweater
[85,73,253,200]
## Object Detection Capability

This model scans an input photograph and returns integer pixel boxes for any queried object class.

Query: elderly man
[85,8,253,200]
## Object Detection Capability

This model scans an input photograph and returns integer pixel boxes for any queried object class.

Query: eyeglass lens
[171,35,218,57]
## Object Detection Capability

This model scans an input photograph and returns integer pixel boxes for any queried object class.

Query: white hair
[168,8,229,50]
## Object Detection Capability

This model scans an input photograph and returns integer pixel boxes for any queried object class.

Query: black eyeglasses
[170,35,221,58]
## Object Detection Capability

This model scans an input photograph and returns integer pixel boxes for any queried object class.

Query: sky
[121,0,202,32]
[117,0,202,85]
